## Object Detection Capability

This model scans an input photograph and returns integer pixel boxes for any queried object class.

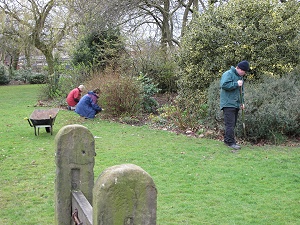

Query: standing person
[66,85,85,110]
[75,89,102,119]
[220,60,250,150]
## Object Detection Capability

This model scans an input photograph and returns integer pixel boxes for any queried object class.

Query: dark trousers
[223,107,239,145]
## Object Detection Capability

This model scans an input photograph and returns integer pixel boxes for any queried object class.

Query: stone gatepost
[55,124,95,225]
[93,164,157,225]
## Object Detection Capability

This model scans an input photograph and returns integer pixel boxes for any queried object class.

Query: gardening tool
[239,86,246,137]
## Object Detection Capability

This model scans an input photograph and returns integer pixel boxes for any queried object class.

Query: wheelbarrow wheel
[45,127,51,133]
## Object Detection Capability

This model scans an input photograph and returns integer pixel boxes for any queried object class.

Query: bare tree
[0,10,34,71]
[0,0,76,75]
[64,0,228,53]
[79,0,215,51]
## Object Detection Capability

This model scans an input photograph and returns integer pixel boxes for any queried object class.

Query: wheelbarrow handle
[26,118,33,127]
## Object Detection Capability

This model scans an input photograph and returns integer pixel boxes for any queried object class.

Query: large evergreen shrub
[243,74,300,143]
[72,28,125,71]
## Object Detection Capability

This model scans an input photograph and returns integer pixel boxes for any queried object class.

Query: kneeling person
[75,89,102,118]
[66,85,85,110]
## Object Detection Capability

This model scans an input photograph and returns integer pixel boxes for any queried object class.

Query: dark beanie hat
[237,60,250,72]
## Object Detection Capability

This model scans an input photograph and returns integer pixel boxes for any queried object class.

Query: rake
[240,86,246,137]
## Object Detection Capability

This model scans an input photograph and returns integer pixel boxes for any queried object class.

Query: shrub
[242,74,300,143]
[176,87,209,130]
[97,72,143,116]
[138,49,178,93]
[12,69,32,83]
[149,97,208,132]
[72,28,125,71]
[128,41,178,93]
[28,73,47,84]
[206,73,300,144]
[11,69,46,84]
[0,63,9,85]
[100,75,142,116]
[206,80,223,130]
[138,73,160,113]
[85,67,161,116]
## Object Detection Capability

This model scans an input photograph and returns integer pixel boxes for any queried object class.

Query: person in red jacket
[66,85,85,110]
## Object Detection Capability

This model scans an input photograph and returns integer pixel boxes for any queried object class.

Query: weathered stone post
[55,124,95,225]
[93,164,157,225]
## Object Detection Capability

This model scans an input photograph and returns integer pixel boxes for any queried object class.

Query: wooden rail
[72,191,93,225]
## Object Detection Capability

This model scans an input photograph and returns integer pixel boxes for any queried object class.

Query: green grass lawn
[0,84,299,225]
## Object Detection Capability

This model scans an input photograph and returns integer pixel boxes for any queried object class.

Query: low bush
[12,69,32,83]
[28,73,47,84]
[99,73,143,116]
[0,63,9,85]
[206,72,300,144]
[242,74,300,143]
[84,68,160,117]
[149,98,208,132]
[12,69,46,84]
[83,68,143,116]
[175,88,209,130]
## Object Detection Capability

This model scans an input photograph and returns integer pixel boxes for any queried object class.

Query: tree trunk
[161,0,173,53]
[24,44,31,68]
[182,0,194,37]
[12,49,20,70]
[43,49,55,75]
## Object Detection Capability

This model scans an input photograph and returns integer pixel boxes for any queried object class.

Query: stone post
[93,164,157,225]
[55,124,95,225]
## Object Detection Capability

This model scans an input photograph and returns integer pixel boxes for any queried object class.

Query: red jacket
[66,88,82,107]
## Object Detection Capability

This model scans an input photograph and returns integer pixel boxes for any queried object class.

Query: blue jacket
[75,92,102,118]
[220,66,244,110]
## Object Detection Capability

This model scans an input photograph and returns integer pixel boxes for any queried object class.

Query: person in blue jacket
[220,60,250,150]
[75,89,102,118]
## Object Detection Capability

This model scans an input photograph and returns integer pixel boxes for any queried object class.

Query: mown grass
[0,84,299,225]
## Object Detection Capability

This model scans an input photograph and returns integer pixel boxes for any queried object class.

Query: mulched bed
[35,93,299,147]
